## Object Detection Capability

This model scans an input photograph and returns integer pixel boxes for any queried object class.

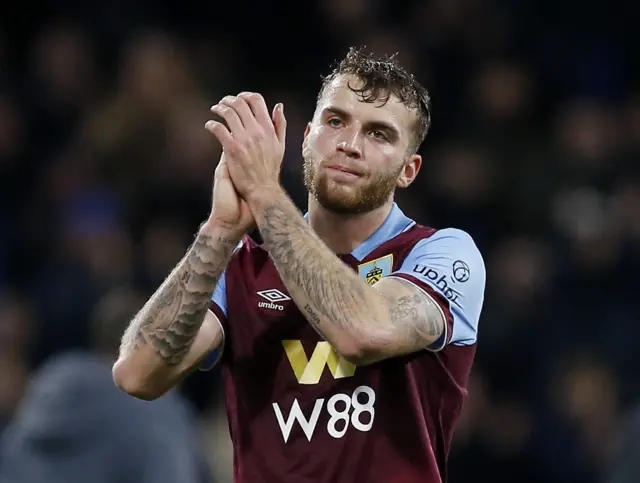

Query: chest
[230,252,400,336]
[224,251,399,378]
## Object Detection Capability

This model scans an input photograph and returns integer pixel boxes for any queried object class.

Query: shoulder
[392,227,486,345]
[414,226,481,251]
[406,227,485,275]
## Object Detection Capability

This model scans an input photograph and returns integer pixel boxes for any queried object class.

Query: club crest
[358,254,393,285]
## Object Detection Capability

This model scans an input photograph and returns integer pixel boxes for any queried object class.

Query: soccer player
[113,47,486,483]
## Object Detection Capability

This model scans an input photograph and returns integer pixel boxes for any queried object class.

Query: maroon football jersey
[204,204,486,483]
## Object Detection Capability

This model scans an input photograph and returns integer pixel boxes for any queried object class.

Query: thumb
[214,152,230,179]
[272,103,287,145]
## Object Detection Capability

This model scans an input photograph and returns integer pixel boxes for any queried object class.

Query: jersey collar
[303,203,415,262]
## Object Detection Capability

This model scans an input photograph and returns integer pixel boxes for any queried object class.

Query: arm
[113,222,237,400]
[204,92,483,363]
[246,188,451,364]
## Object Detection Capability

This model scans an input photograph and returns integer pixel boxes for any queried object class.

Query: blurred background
[1,0,639,482]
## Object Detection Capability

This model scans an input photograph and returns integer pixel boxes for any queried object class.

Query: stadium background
[1,0,639,481]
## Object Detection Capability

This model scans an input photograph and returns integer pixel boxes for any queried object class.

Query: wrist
[243,183,284,210]
[199,219,245,245]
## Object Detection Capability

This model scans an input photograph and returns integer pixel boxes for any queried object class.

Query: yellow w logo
[282,340,356,385]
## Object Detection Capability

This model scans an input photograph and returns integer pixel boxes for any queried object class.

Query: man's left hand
[205,92,287,201]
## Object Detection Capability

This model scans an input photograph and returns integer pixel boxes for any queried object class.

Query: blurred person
[114,47,486,483]
[0,291,33,362]
[607,403,640,483]
[0,292,33,431]
[0,357,29,434]
[0,288,212,483]
[200,390,234,483]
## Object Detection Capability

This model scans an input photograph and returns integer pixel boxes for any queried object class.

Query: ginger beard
[303,145,404,215]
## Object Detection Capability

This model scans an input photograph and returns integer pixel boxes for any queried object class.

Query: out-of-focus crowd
[1,1,639,482]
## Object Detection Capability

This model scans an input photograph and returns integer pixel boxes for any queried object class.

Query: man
[0,288,212,483]
[113,47,485,482]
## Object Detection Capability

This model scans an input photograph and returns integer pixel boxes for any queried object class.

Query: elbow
[112,359,166,401]
[334,336,381,367]
[335,321,395,366]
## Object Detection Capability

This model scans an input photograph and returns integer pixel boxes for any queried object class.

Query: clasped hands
[204,92,287,237]
[206,92,286,199]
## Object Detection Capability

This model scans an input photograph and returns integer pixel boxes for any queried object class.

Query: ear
[396,154,422,189]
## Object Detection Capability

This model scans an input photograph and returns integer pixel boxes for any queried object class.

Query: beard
[303,148,402,215]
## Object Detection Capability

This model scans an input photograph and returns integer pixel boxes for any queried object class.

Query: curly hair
[319,46,432,153]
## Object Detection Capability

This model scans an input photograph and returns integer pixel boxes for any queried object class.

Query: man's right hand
[205,152,255,239]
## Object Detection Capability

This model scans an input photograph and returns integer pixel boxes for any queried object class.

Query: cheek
[369,148,402,171]
[309,126,337,150]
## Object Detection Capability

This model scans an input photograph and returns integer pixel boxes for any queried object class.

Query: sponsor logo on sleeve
[452,260,470,282]
[411,264,464,307]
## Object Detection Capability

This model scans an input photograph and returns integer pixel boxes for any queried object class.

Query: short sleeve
[211,270,228,317]
[197,272,227,371]
[199,239,244,371]
[388,228,485,351]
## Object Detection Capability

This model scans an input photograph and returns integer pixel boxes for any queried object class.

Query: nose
[336,135,363,159]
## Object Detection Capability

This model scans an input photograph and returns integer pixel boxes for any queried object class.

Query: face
[303,74,422,215]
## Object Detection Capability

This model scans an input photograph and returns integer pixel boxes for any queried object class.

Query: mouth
[326,165,361,177]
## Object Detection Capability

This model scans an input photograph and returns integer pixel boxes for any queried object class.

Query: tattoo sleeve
[119,229,236,366]
[252,191,384,349]
[381,278,446,352]
[251,189,446,362]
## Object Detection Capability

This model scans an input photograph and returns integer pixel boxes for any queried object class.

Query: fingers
[210,103,244,135]
[272,103,287,145]
[205,92,284,147]
[204,120,233,149]
[238,92,273,130]
[219,95,260,132]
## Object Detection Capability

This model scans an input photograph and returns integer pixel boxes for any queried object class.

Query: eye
[369,129,387,140]
[327,117,343,128]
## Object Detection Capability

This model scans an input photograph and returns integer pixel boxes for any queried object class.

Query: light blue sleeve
[198,273,227,371]
[200,239,245,371]
[200,265,235,371]
[211,271,228,317]
[392,228,486,346]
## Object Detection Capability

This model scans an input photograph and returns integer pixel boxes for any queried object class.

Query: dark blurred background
[1,1,639,482]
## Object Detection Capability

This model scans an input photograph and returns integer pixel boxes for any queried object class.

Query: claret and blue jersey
[203,203,485,483]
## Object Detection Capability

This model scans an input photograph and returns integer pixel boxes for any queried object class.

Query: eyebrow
[322,106,401,140]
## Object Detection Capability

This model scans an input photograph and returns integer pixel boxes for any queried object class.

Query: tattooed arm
[113,222,238,400]
[247,188,448,365]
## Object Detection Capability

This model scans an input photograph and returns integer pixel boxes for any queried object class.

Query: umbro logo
[257,289,290,311]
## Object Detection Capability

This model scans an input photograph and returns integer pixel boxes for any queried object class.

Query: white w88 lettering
[272,385,376,443]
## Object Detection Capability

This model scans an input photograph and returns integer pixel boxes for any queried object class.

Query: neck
[307,196,394,255]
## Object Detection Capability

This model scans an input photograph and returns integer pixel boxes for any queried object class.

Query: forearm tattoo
[119,232,235,365]
[255,193,446,356]
[257,197,369,339]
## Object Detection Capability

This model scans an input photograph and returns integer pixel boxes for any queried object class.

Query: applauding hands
[205,92,287,203]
